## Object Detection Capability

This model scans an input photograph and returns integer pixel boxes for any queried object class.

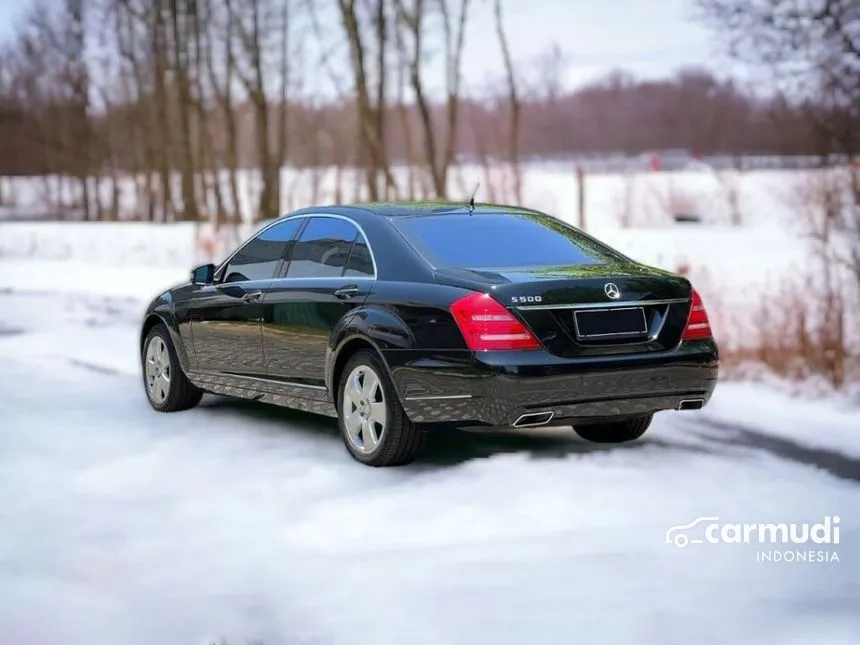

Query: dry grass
[707,164,860,391]
[701,269,858,390]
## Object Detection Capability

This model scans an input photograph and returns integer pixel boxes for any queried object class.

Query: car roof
[357,201,546,219]
[282,201,546,221]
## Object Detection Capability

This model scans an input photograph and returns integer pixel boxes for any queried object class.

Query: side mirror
[191,263,215,285]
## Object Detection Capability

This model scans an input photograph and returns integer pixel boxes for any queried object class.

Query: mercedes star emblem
[604,282,621,299]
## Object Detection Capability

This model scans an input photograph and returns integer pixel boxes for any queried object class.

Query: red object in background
[450,292,540,351]
[677,262,690,276]
[649,155,661,171]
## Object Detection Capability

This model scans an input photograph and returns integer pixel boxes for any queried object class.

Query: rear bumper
[384,339,719,427]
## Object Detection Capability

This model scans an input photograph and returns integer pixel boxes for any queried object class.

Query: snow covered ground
[5,164,857,350]
[1,260,859,645]
[0,164,798,226]
[0,213,819,351]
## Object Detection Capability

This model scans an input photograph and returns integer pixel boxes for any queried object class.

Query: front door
[188,280,270,378]
[260,215,375,401]
[189,217,304,380]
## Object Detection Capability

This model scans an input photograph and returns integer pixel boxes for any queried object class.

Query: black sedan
[140,202,719,466]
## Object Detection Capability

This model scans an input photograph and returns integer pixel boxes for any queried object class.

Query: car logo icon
[604,283,620,299]
[665,516,721,548]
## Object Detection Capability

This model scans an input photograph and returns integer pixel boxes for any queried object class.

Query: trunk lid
[435,263,693,357]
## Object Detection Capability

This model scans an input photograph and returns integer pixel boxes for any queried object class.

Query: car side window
[286,217,364,278]
[344,236,374,277]
[221,219,302,283]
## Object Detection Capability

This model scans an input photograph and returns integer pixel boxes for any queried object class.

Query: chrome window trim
[267,276,376,285]
[514,297,689,311]
[199,276,276,291]
[215,212,379,282]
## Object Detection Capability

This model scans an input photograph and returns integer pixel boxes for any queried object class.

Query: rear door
[188,218,303,378]
[260,215,374,400]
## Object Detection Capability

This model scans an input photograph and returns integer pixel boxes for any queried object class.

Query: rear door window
[285,217,364,278]
[343,235,374,277]
[391,212,628,269]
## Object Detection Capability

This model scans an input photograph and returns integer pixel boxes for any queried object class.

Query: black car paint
[141,203,719,428]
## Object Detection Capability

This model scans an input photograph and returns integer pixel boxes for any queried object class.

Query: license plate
[573,307,647,339]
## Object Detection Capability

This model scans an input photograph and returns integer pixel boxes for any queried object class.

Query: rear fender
[326,306,415,397]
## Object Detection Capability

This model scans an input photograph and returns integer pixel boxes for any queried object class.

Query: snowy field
[1,252,860,644]
[1,165,842,350]
[1,164,858,644]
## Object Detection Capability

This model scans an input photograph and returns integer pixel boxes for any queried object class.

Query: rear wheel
[337,349,423,467]
[573,414,653,444]
[142,324,203,412]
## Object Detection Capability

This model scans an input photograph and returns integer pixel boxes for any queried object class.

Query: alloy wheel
[145,335,172,404]
[341,364,387,453]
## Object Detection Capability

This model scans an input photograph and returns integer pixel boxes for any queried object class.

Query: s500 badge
[511,296,542,304]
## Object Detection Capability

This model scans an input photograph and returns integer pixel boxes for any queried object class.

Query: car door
[260,215,375,401]
[188,218,304,381]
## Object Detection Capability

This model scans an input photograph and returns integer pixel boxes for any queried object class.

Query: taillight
[450,292,541,351]
[682,289,712,340]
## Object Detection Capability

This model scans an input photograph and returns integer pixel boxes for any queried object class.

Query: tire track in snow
[678,416,860,484]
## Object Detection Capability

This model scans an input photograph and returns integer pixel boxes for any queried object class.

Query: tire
[336,349,423,467]
[573,414,653,444]
[141,323,203,412]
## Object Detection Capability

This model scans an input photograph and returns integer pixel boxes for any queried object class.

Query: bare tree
[698,0,859,281]
[113,0,160,220]
[151,0,178,221]
[337,0,394,201]
[4,0,860,232]
[395,0,471,199]
[527,43,569,104]
[493,0,522,203]
[205,0,243,225]
[63,0,93,219]
[699,0,859,384]
[230,0,279,221]
[167,0,201,221]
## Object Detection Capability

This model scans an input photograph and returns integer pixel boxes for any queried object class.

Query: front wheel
[142,323,203,412]
[337,349,423,467]
[573,414,653,444]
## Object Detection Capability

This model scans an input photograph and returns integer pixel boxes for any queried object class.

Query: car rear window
[391,212,627,269]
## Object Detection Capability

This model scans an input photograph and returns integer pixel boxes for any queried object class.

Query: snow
[1,259,859,645]
[701,382,860,460]
[0,258,187,300]
[0,166,824,351]
[0,166,846,323]
[0,164,828,229]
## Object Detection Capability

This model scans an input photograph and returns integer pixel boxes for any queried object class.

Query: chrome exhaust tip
[513,411,555,428]
[676,398,705,411]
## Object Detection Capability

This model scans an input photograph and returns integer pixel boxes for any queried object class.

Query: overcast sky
[0,0,744,92]
[456,0,740,88]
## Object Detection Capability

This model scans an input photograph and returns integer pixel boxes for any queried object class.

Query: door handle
[241,291,263,303]
[334,285,360,300]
